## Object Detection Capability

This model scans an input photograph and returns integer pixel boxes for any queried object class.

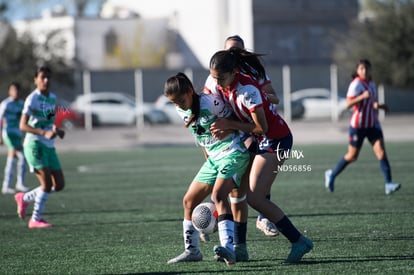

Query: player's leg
[325,127,363,192]
[15,150,28,192]
[212,177,237,266]
[370,132,401,194]
[2,149,17,194]
[248,152,313,263]
[168,160,214,264]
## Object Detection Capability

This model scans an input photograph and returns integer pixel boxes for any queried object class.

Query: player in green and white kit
[14,66,65,229]
[165,73,250,266]
[0,82,29,194]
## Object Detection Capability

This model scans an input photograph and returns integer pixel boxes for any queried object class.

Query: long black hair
[209,47,266,80]
[164,72,200,128]
[351,59,372,80]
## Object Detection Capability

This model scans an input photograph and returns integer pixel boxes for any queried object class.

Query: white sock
[183,219,199,253]
[2,156,16,190]
[16,151,26,187]
[23,186,42,202]
[218,219,235,252]
[32,189,49,221]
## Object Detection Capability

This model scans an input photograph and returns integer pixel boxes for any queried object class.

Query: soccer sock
[16,151,26,187]
[234,222,247,245]
[275,215,301,243]
[331,157,350,179]
[183,219,199,253]
[2,156,16,190]
[379,158,392,183]
[32,189,49,221]
[258,194,271,220]
[23,186,42,202]
[218,214,235,252]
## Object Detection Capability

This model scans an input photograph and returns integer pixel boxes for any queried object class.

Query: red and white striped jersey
[347,77,378,128]
[205,73,290,140]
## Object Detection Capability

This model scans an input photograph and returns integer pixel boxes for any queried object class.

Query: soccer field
[0,142,413,274]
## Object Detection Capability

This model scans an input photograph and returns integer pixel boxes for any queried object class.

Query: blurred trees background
[334,0,414,88]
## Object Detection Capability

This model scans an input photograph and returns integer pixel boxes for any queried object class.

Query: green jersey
[176,93,246,160]
[0,96,24,136]
[22,89,57,148]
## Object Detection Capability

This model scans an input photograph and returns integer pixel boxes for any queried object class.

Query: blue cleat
[325,169,334,192]
[285,235,314,264]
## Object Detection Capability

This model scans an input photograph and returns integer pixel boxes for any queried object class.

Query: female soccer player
[206,47,313,264]
[165,72,250,266]
[0,82,28,194]
[14,66,65,229]
[325,59,401,195]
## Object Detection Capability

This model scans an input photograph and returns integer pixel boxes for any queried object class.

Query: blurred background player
[0,82,29,194]
[14,66,65,229]
[165,72,250,266]
[325,59,401,195]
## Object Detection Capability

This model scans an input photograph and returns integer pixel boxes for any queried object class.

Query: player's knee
[229,194,246,204]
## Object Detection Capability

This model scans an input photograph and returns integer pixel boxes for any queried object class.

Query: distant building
[12,0,359,70]
[12,15,172,70]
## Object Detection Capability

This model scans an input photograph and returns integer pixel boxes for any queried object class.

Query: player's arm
[346,90,370,109]
[211,107,268,136]
[19,113,56,139]
[262,83,279,104]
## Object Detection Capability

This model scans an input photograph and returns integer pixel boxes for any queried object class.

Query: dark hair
[209,47,266,80]
[351,59,372,79]
[8,81,21,91]
[225,35,245,48]
[164,72,200,128]
[34,66,52,77]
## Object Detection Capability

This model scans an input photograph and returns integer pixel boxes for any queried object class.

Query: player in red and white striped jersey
[207,47,313,264]
[325,59,401,195]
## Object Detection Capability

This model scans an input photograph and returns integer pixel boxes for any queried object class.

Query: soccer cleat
[325,169,334,192]
[28,219,53,229]
[167,250,202,264]
[15,184,30,192]
[256,217,279,237]
[14,192,28,219]
[234,243,249,262]
[385,182,401,195]
[2,187,15,194]
[213,245,236,266]
[285,235,314,264]
[200,233,210,243]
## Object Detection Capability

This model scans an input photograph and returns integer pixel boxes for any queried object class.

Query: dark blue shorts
[349,124,383,148]
[257,133,293,155]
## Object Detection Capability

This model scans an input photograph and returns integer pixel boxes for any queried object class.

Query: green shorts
[24,140,61,172]
[194,150,250,188]
[3,133,23,150]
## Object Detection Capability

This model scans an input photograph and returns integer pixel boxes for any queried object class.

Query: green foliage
[0,144,413,274]
[334,0,414,89]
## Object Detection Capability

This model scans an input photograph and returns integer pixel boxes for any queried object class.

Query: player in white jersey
[0,82,28,194]
[14,66,65,229]
[165,73,250,266]
[325,59,401,195]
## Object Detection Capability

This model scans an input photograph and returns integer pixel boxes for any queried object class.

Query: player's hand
[44,130,57,139]
[361,90,370,99]
[55,128,65,139]
[210,118,233,140]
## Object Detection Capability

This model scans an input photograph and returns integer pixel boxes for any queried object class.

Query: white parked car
[72,92,169,126]
[290,88,350,119]
[154,95,183,124]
